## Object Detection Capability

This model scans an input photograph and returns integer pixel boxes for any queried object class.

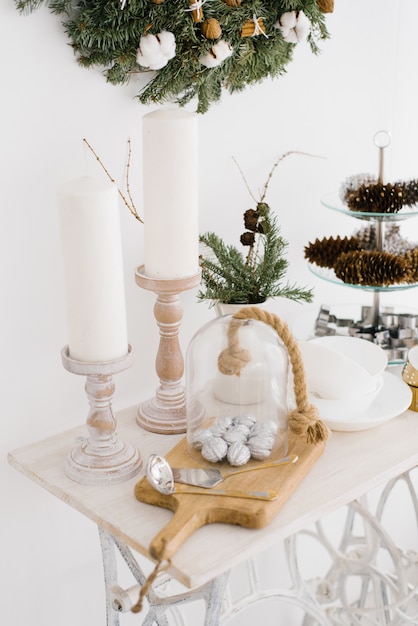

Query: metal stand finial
[366,130,392,328]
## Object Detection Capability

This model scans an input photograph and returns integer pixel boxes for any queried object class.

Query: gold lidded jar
[402,345,418,412]
[185,313,289,466]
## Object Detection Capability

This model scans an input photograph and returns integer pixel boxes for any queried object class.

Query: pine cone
[345,182,404,213]
[352,225,377,251]
[244,209,260,232]
[334,250,410,286]
[304,236,362,268]
[404,248,418,282]
[240,231,255,246]
[393,179,418,207]
[339,173,376,204]
[353,223,417,255]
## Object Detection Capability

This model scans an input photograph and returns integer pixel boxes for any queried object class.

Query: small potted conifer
[198,152,314,311]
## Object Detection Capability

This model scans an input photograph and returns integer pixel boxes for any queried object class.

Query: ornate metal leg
[220,556,330,624]
[98,526,230,625]
[285,469,418,625]
[99,528,123,626]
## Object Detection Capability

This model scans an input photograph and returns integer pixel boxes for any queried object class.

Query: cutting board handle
[149,502,208,561]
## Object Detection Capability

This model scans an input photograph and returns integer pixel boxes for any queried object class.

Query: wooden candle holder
[135,265,201,434]
[61,345,142,485]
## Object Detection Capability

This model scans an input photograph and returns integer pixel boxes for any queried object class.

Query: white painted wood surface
[8,403,418,589]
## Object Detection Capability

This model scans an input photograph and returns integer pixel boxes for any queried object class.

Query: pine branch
[199,207,313,304]
[15,0,44,13]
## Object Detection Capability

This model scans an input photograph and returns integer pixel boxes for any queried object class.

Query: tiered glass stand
[308,191,418,363]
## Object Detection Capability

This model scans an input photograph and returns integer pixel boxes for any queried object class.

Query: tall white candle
[143,109,199,278]
[58,176,129,362]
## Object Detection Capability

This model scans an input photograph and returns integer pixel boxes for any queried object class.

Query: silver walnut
[201,437,228,462]
[227,441,251,466]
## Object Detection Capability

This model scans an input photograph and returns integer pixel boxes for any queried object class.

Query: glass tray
[321,192,418,222]
[308,263,418,293]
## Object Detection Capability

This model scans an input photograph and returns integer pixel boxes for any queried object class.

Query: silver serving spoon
[146,452,298,492]
[171,453,299,487]
[145,454,280,500]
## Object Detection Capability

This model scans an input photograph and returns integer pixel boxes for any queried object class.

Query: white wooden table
[8,402,418,624]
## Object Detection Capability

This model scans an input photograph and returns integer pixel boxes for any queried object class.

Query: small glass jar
[185,315,290,467]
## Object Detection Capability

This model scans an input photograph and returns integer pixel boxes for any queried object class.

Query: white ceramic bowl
[311,336,388,382]
[309,374,384,421]
[298,339,376,400]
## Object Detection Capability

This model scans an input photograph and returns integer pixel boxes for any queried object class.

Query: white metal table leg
[99,526,230,625]
[285,470,418,625]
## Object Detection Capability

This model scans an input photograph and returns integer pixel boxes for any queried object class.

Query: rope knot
[217,318,251,376]
[288,405,329,445]
[218,346,251,375]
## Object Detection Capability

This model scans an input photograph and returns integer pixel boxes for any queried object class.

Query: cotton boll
[200,40,233,68]
[282,29,298,44]
[294,11,311,41]
[278,11,297,32]
[148,53,170,71]
[215,40,233,61]
[137,34,160,62]
[157,31,176,58]
[275,10,311,43]
[136,31,176,70]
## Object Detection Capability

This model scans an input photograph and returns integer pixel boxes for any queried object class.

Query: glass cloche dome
[185,314,290,467]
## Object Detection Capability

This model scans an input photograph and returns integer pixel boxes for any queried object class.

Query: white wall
[2,1,418,624]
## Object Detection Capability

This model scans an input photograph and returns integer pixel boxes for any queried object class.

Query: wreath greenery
[16,0,332,113]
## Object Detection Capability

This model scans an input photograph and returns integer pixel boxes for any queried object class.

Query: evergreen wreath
[16,0,331,113]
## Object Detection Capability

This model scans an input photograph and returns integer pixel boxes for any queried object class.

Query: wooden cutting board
[135,432,325,561]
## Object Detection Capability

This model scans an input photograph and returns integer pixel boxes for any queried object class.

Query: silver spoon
[172,453,299,487]
[146,453,298,492]
[145,454,279,500]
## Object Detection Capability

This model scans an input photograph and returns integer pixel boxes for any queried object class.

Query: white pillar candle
[58,176,129,362]
[143,109,199,278]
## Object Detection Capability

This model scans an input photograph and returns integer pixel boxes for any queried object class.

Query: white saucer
[309,370,412,432]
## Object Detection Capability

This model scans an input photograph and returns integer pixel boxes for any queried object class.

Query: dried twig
[83,138,143,223]
[233,150,325,204]
[232,156,257,204]
[125,139,138,217]
[232,150,325,270]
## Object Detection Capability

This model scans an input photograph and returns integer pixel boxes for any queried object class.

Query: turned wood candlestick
[135,265,201,434]
[61,345,142,484]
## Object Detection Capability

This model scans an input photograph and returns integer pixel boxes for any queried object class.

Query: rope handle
[220,306,331,445]
[131,557,171,613]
